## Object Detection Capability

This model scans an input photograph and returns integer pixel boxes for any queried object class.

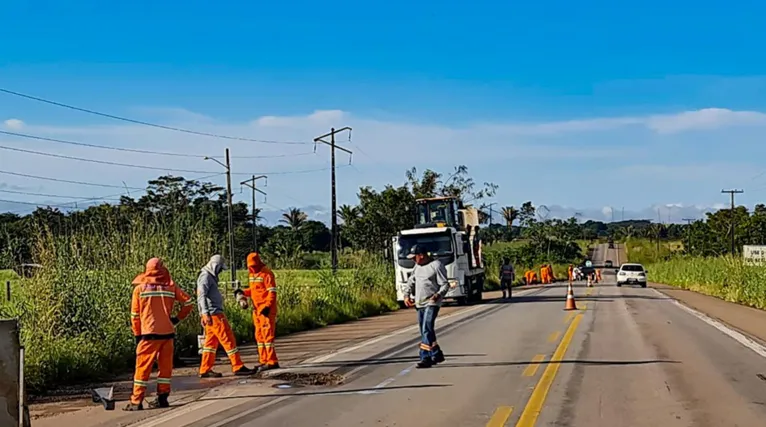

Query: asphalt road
[136,244,766,427]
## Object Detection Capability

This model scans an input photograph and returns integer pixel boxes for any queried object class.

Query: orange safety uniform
[547,265,555,283]
[540,265,553,284]
[524,270,537,285]
[129,258,193,406]
[596,269,602,283]
[243,253,279,367]
[567,265,574,283]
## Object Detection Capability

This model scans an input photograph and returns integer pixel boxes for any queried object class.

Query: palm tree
[280,207,308,230]
[501,206,519,228]
[337,204,360,224]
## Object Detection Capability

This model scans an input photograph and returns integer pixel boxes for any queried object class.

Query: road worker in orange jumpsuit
[524,269,537,285]
[568,264,574,285]
[547,264,556,283]
[126,258,194,411]
[197,255,256,378]
[596,269,602,283]
[235,252,280,372]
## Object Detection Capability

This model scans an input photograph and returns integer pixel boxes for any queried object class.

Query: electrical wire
[0,170,144,190]
[0,144,218,174]
[0,188,122,201]
[0,130,317,159]
[0,88,312,145]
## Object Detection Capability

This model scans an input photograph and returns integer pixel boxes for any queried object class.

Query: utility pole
[721,189,744,255]
[205,149,237,285]
[656,208,661,254]
[240,175,267,252]
[611,206,615,223]
[486,202,497,226]
[314,127,353,273]
[682,218,694,253]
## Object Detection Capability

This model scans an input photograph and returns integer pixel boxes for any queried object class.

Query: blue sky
[2,1,766,223]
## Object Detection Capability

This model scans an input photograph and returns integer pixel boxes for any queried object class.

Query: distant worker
[539,265,549,284]
[235,252,280,372]
[499,257,515,299]
[568,264,574,285]
[198,255,255,378]
[546,264,555,283]
[126,258,194,411]
[524,269,537,285]
[596,269,602,283]
[403,245,450,369]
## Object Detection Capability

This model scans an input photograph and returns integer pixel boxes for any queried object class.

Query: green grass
[0,214,396,394]
[647,256,766,310]
[625,238,683,265]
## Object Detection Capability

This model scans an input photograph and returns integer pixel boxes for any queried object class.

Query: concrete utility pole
[486,202,497,226]
[683,218,695,252]
[205,149,237,285]
[240,175,267,252]
[721,189,744,255]
[314,127,353,273]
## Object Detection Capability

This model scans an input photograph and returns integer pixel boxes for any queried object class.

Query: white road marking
[655,288,766,359]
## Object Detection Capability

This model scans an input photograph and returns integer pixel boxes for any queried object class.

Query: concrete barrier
[0,319,27,427]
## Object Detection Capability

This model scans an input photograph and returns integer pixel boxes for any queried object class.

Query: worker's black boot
[148,394,170,409]
[123,402,144,411]
[433,352,445,364]
[416,358,434,369]
[199,371,223,378]
[234,366,256,376]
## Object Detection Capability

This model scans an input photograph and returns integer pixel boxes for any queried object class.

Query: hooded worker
[235,252,279,372]
[568,264,574,284]
[524,269,537,285]
[197,255,255,378]
[126,258,194,411]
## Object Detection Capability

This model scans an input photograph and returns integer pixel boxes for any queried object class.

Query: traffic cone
[565,283,578,310]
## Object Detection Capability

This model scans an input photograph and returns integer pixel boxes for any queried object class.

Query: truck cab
[393,197,485,307]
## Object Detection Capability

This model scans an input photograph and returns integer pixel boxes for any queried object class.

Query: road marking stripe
[580,303,587,310]
[655,289,766,359]
[516,314,583,427]
[486,406,514,427]
[547,331,560,343]
[522,354,546,377]
[563,312,576,324]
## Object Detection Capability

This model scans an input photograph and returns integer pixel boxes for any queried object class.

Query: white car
[616,263,647,288]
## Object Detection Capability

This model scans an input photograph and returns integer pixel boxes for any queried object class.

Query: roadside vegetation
[1,165,627,393]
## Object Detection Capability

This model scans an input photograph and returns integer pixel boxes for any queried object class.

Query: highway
[135,244,766,427]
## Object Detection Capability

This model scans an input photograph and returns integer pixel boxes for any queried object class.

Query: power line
[0,144,219,174]
[0,188,122,201]
[0,130,317,159]
[237,164,350,177]
[0,88,312,145]
[0,170,144,190]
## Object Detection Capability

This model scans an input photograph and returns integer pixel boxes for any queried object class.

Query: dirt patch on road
[268,372,345,386]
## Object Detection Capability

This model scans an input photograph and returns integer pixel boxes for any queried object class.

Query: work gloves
[260,306,271,317]
[234,290,249,310]
[171,317,180,326]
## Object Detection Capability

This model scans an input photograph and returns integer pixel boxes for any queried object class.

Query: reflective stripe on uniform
[156,378,172,384]
[419,343,432,351]
[133,379,149,387]
[226,347,240,356]
[139,291,176,299]
[130,312,140,318]
[201,347,216,354]
[262,342,274,347]
[266,287,277,293]
[183,299,195,306]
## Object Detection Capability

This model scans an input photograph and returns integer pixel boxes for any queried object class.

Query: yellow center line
[563,311,576,324]
[547,331,560,343]
[486,406,514,427]
[522,354,546,377]
[516,314,583,427]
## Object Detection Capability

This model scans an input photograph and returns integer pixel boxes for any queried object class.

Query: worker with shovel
[403,245,451,369]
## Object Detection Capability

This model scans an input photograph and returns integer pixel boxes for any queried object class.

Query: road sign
[743,245,766,265]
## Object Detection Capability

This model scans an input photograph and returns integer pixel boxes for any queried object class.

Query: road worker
[546,264,555,283]
[197,255,255,378]
[499,257,515,299]
[596,268,602,283]
[403,245,449,369]
[524,269,537,285]
[235,252,280,372]
[126,258,194,411]
[568,264,574,284]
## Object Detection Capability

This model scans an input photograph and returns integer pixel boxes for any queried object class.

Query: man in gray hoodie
[404,245,451,368]
[197,255,255,377]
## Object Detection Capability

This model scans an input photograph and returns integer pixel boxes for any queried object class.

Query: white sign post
[742,245,766,265]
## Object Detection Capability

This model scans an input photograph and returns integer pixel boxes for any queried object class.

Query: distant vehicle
[605,260,613,268]
[608,239,615,249]
[616,263,647,288]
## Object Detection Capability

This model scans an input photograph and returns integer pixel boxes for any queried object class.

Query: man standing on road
[197,255,256,378]
[404,245,450,369]
[235,252,280,373]
[126,258,194,411]
[499,257,515,299]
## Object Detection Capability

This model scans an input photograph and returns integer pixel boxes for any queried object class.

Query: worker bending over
[499,258,515,299]
[198,255,255,378]
[126,258,194,411]
[235,252,280,372]
[524,269,537,285]
[404,245,450,369]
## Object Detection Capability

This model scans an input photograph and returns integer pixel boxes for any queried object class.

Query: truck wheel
[456,297,468,306]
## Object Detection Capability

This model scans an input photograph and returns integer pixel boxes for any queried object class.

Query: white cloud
[4,119,25,130]
[645,108,766,134]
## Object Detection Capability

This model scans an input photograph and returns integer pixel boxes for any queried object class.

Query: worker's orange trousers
[253,310,279,365]
[200,314,245,374]
[130,339,173,404]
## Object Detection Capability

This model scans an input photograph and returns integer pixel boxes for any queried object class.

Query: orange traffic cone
[565,283,578,310]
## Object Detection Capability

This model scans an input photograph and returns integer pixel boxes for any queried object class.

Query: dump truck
[392,196,486,307]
